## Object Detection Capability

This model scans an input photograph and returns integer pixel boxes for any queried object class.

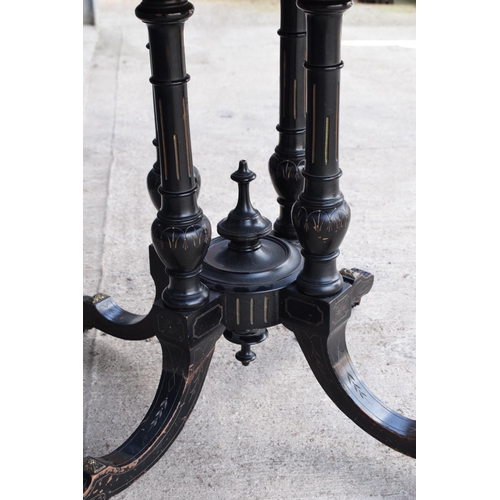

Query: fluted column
[268,0,307,240]
[136,0,211,309]
[292,0,352,296]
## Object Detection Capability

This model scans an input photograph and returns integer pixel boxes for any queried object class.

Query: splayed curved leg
[83,245,168,341]
[83,298,225,499]
[281,269,416,458]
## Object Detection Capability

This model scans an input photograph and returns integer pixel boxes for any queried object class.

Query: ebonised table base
[83,1,416,498]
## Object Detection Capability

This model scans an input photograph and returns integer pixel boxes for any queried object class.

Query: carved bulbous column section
[292,191,350,295]
[294,0,352,297]
[268,154,305,239]
[151,210,211,309]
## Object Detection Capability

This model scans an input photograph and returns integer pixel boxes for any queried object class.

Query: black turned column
[136,0,211,310]
[292,0,352,297]
[269,0,306,240]
[147,136,201,210]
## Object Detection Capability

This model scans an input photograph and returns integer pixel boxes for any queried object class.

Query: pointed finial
[217,160,272,251]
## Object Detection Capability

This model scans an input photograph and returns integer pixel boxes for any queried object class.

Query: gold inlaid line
[264,296,269,323]
[312,84,316,164]
[182,97,193,178]
[325,116,330,165]
[336,82,340,160]
[304,50,307,117]
[293,78,297,120]
[173,134,180,181]
[159,99,168,180]
[236,298,241,325]
[283,51,286,118]
[250,298,254,325]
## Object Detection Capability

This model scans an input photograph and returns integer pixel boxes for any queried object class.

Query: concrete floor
[83,1,416,498]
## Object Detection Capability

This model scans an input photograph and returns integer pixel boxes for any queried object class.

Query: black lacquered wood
[84,1,415,497]
[282,0,416,458]
[268,0,306,240]
[281,270,416,458]
[83,245,167,340]
[147,137,162,209]
[147,137,201,210]
[292,0,352,297]
[294,325,416,457]
[83,4,225,496]
[201,160,302,365]
[83,300,225,499]
[137,0,211,310]
[217,160,272,252]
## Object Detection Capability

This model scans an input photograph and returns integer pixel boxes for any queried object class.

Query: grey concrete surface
[83,0,416,498]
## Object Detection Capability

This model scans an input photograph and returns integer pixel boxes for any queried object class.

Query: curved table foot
[281,270,416,458]
[294,324,415,457]
[83,245,169,341]
[83,294,156,341]
[83,303,224,499]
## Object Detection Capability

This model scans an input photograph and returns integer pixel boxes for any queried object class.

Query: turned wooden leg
[268,0,306,240]
[282,0,416,457]
[83,2,226,497]
[292,0,351,297]
[137,0,211,311]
